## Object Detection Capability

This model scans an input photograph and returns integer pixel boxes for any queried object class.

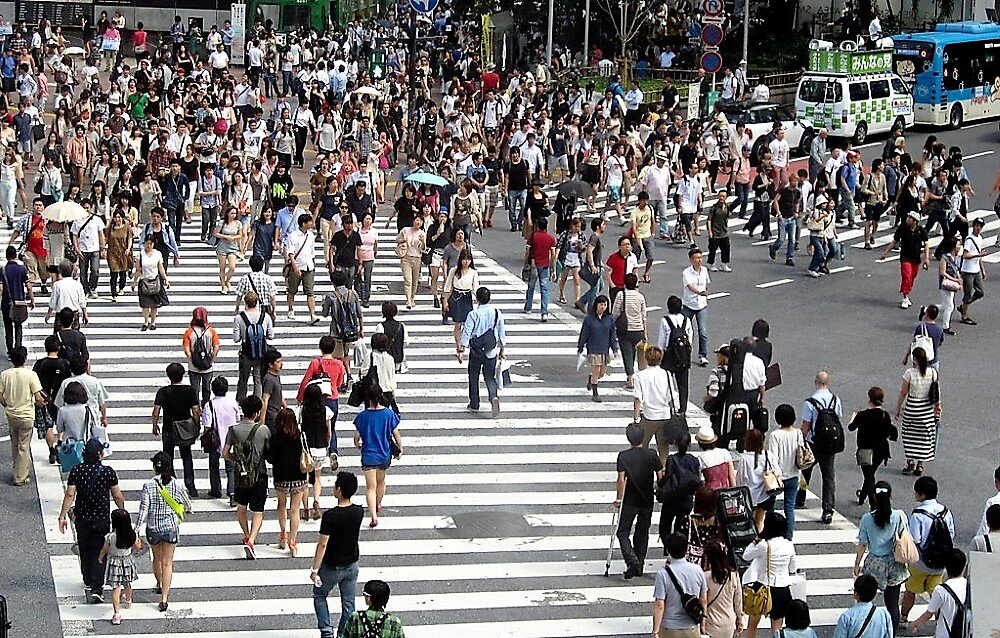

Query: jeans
[680,305,708,360]
[356,260,374,303]
[579,266,606,310]
[312,561,359,638]
[651,199,669,236]
[237,353,264,400]
[782,476,798,540]
[2,304,23,354]
[76,518,110,594]
[189,369,212,406]
[166,203,185,246]
[325,398,340,454]
[201,206,218,239]
[162,433,196,488]
[79,251,99,294]
[620,330,644,377]
[467,352,498,410]
[731,182,750,217]
[707,237,730,265]
[523,266,550,316]
[924,206,949,236]
[109,271,127,296]
[772,218,796,260]
[837,189,856,226]
[508,189,527,229]
[208,452,235,497]
[808,235,827,272]
[798,450,836,515]
[616,503,653,570]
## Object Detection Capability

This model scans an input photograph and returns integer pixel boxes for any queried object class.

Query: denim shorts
[147,527,179,545]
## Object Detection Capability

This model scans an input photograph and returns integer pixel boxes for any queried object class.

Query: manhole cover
[434,510,554,539]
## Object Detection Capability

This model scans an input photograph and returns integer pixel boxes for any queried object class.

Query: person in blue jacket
[577,293,618,402]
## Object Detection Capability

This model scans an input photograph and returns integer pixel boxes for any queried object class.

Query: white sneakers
[709,264,732,272]
[900,296,912,309]
[287,310,297,320]
[721,264,732,272]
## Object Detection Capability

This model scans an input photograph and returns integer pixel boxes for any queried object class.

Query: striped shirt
[136,477,191,534]
[611,288,646,332]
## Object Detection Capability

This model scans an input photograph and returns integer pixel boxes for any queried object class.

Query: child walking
[99,508,142,625]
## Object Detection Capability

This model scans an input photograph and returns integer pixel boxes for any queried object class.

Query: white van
[795,46,914,144]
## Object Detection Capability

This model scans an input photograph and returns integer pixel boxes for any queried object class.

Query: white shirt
[960,233,983,274]
[977,492,1000,536]
[625,89,643,110]
[676,175,701,214]
[208,50,229,70]
[633,366,675,420]
[769,138,790,168]
[742,538,797,587]
[767,427,804,480]
[742,353,767,391]
[605,155,626,187]
[71,214,106,253]
[48,277,86,312]
[285,229,317,271]
[521,144,544,175]
[681,265,710,311]
[926,576,967,638]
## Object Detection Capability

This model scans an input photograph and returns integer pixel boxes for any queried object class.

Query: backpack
[915,507,954,570]
[359,611,389,638]
[56,332,80,363]
[232,422,263,490]
[333,291,360,343]
[941,581,970,638]
[807,395,845,455]
[191,328,213,371]
[663,316,692,371]
[240,312,267,360]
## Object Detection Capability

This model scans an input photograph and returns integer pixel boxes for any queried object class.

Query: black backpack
[808,395,845,455]
[941,581,970,638]
[915,507,954,570]
[663,316,691,371]
[191,328,213,371]
[334,291,361,343]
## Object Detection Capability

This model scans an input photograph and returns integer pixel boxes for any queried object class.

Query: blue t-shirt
[858,509,906,557]
[354,407,399,466]
[0,261,28,304]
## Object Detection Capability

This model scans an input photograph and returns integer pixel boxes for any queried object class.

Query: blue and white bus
[893,21,1000,128]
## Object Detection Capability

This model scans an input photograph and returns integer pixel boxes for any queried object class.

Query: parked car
[707,102,817,158]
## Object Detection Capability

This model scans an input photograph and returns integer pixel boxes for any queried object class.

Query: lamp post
[583,0,590,66]
[545,0,554,72]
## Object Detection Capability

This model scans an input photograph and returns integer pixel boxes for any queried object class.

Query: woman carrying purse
[742,511,798,638]
[848,387,898,508]
[854,481,912,629]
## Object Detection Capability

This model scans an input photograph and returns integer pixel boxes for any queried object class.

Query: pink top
[358,228,377,262]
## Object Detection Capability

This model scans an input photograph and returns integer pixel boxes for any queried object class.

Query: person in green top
[127,91,149,119]
[342,579,405,638]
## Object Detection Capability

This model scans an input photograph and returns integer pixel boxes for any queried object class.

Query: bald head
[815,371,830,387]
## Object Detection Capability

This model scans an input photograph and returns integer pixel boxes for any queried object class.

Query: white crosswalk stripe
[16,221,930,637]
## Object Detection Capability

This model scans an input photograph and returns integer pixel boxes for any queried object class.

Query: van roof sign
[807,49,892,75]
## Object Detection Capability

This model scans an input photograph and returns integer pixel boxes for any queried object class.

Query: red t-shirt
[607,251,629,288]
[296,357,347,402]
[528,231,556,268]
[481,71,500,92]
[26,215,47,259]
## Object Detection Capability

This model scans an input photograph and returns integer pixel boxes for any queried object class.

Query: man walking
[769,172,802,267]
[284,213,319,324]
[837,151,860,228]
[576,218,606,312]
[161,161,190,245]
[808,128,828,183]
[959,216,987,325]
[523,216,556,322]
[833,575,894,638]
[881,211,929,309]
[652,533,708,638]
[0,346,43,485]
[222,395,271,560]
[0,245,32,356]
[311,471,364,638]
[633,346,676,462]
[458,287,506,418]
[901,476,956,626]
[233,292,274,400]
[616,423,664,579]
[71,206,107,299]
[797,370,843,524]
[681,247,710,367]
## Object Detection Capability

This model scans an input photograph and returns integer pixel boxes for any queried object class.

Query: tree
[594,0,662,82]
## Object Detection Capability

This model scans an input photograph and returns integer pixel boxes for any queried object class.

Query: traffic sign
[701,0,723,16]
[701,24,724,47]
[370,50,387,80]
[701,51,723,74]
[409,0,438,14]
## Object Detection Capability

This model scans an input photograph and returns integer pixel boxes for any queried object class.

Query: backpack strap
[984,534,992,553]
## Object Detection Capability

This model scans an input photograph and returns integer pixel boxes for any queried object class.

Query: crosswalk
[18,219,931,637]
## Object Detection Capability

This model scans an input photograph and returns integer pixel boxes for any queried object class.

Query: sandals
[902,460,916,475]
[300,507,310,522]
[277,531,287,550]
[558,296,567,304]
[960,317,977,325]
[642,275,651,283]
[914,463,924,476]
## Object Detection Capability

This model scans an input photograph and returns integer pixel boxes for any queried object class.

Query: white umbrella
[63,46,86,56]
[42,200,87,223]
[352,86,381,97]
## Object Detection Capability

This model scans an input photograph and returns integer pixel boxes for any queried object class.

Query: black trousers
[616,503,652,570]
[664,365,689,415]
[707,237,731,265]
[76,518,110,594]
[2,305,23,354]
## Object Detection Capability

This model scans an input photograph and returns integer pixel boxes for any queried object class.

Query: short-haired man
[652,532,708,638]
[0,345,43,485]
[284,213,319,324]
[972,503,1000,553]
[234,254,277,320]
[680,247,710,367]
[616,423,664,579]
[311,471,364,638]
[632,345,676,462]
[833,575,894,638]
[524,216,556,322]
[223,395,271,559]
[458,286,506,418]
[0,244,31,355]
[796,371,842,523]
[901,475,956,625]
[233,291,275,400]
[975,464,1000,537]
[908,549,968,637]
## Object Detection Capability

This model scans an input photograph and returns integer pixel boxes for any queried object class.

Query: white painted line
[756,278,794,289]
[827,266,854,274]
[706,292,730,300]
[963,150,995,160]
[646,305,663,312]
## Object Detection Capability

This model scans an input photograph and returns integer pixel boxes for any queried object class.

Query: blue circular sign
[701,24,724,47]
[409,0,439,13]
[701,51,723,74]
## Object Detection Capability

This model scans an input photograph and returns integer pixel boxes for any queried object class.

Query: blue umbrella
[404,172,451,187]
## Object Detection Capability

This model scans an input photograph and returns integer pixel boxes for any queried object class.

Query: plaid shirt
[234,271,277,307]
[342,610,405,638]
[136,477,191,534]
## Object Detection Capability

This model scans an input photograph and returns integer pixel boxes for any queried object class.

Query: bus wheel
[852,122,868,145]
[948,104,964,129]
[893,116,906,132]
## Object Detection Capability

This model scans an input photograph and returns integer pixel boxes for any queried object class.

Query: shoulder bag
[664,564,705,623]
[0,265,29,323]
[138,252,162,296]
[851,604,878,638]
[742,540,773,616]
[200,401,221,454]
[282,235,308,279]
[928,368,940,405]
[893,511,919,565]
[761,451,783,495]
[299,430,315,473]
[172,393,200,447]
[615,290,629,337]
[796,435,816,470]
[155,478,186,522]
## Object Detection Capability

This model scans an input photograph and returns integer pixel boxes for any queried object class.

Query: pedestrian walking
[259,349,286,430]
[854,480,910,628]
[833,575,895,638]
[900,476,956,625]
[681,247,710,366]
[523,216,556,321]
[458,286,506,417]
[903,305,944,371]
[695,425,735,490]
[310,471,364,638]
[576,218,607,312]
[362,333,399,415]
[0,345,43,484]
[202,375,240,503]
[283,213,319,324]
[768,404,803,540]
[132,234,170,331]
[297,335,347,465]
[797,371,843,524]
[881,211,928,309]
[233,291,274,400]
[742,512,797,638]
[442,249,478,348]
[182,307,220,405]
[299,383,335,519]
[975,464,1000,537]
[578,294,618,403]
[266,407,308,556]
[658,432,701,543]
[958,216,987,324]
[894,347,940,476]
[353,385,403,528]
[341,579,407,638]
[679,485,724,570]
[659,295,693,414]
[98,508,141,625]
[652,532,708,638]
[0,245,32,356]
[614,423,664,579]
[374,301,408,374]
[702,539,743,638]
[938,239,963,334]
[612,273,647,389]
[136,451,191,612]
[632,346,677,463]
[321,269,364,387]
[152,362,201,497]
[907,549,968,637]
[57,438,125,604]
[70,205,107,298]
[848,387,897,507]
[222,395,271,560]
[556,217,586,305]
[737,429,778,531]
[395,214,425,310]
[213,206,244,294]
[104,211,134,302]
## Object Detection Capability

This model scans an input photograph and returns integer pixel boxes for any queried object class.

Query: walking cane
[604,476,627,577]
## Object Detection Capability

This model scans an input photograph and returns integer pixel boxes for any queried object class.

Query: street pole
[742,0,750,68]
[583,0,590,66]
[545,0,554,73]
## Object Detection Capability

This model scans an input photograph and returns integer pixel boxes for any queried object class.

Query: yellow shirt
[631,204,653,240]
[0,367,41,420]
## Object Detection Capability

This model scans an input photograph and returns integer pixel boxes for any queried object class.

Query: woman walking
[426,210,451,309]
[610,272,647,390]
[182,307,220,405]
[395,214,425,310]
[854,480,910,628]
[577,294,618,402]
[696,425,736,490]
[702,539,743,638]
[442,249,478,349]
[767,404,805,540]
[848,387,898,507]
[136,451,191,612]
[658,432,700,542]
[678,485,723,570]
[938,239,962,335]
[213,206,244,294]
[353,386,403,528]
[363,333,399,415]
[104,210,134,301]
[556,217,586,305]
[895,347,940,476]
[742,512,798,638]
[265,408,308,556]
[248,207,277,272]
[299,383,333,520]
[132,234,170,331]
[737,429,777,531]
[356,213,377,308]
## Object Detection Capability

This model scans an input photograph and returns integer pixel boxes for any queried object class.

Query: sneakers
[720,264,732,272]
[785,259,795,267]
[243,539,256,560]
[768,246,777,260]
[490,397,500,418]
[807,270,822,278]
[309,316,320,326]
[329,453,339,471]
[900,296,912,309]
[709,265,719,272]
[90,591,104,604]
[287,310,297,320]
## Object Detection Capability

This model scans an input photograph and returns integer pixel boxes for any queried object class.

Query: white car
[708,103,816,157]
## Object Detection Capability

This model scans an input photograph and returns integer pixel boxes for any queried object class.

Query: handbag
[928,369,940,404]
[941,277,962,292]
[200,401,221,453]
[742,541,773,616]
[173,417,200,447]
[856,448,874,466]
[299,431,315,473]
[795,442,816,470]
[762,452,783,495]
[615,290,630,337]
[892,513,919,565]
[347,355,379,408]
[283,235,308,279]
[1,264,29,323]
[31,122,45,142]
[138,251,162,295]
[911,323,935,362]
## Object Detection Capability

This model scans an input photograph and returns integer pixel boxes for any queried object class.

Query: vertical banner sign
[231,3,246,66]
[481,15,493,67]
[687,83,701,119]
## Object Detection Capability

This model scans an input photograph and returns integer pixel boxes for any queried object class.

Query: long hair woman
[299,383,333,521]
[894,346,940,477]
[213,205,244,294]
[136,451,191,612]
[353,385,403,528]
[702,539,743,638]
[742,511,797,638]
[442,248,478,348]
[854,480,910,628]
[265,408,308,556]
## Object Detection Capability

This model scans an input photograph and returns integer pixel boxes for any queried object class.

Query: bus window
[891,77,909,95]
[849,82,870,101]
[870,79,890,99]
